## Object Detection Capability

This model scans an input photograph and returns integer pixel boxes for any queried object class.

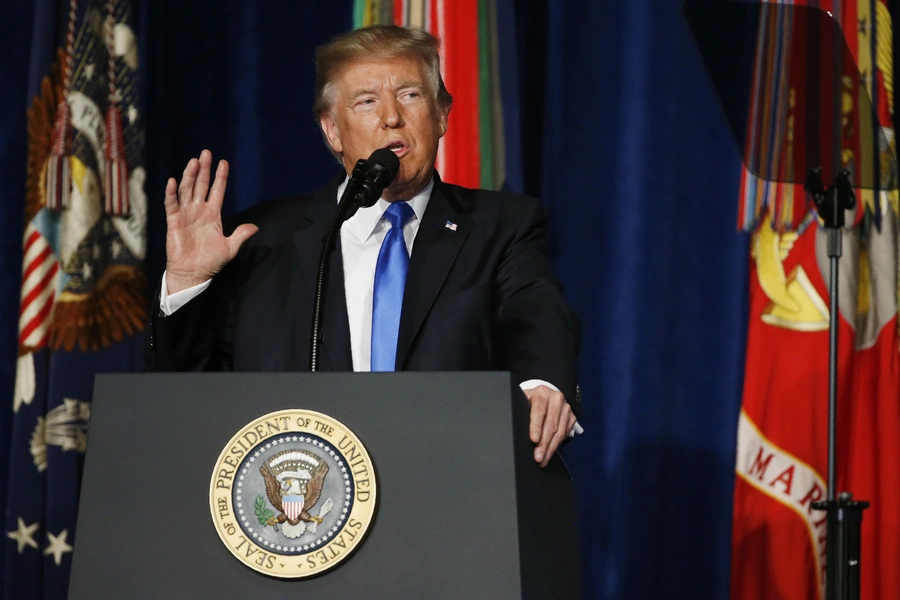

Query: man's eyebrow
[347,88,377,102]
[395,79,425,90]
[346,81,426,102]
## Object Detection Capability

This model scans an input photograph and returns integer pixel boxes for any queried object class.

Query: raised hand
[164,150,258,293]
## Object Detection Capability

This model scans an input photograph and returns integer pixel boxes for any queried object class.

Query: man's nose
[381,98,403,128]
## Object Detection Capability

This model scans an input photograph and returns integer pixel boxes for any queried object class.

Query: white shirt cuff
[518,379,584,438]
[159,271,212,316]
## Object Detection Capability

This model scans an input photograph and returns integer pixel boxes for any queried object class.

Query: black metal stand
[309,149,399,372]
[804,167,869,600]
[813,492,870,600]
[309,160,366,372]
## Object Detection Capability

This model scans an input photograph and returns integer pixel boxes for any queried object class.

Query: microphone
[310,148,401,371]
[344,148,401,220]
[343,158,369,199]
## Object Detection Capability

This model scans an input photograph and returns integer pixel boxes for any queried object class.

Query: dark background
[0,1,753,598]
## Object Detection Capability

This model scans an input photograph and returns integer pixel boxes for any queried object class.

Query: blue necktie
[371,201,415,371]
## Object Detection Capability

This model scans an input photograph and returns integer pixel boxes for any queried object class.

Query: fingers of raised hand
[207,159,229,209]
[178,157,200,205]
[226,223,259,261]
[192,150,213,204]
[176,150,224,206]
[164,178,178,212]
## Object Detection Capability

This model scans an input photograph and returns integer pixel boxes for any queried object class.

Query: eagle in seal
[260,449,330,539]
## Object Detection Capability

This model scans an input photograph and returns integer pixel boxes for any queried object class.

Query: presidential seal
[209,410,376,578]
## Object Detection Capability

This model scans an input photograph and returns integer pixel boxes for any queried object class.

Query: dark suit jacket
[146,174,581,412]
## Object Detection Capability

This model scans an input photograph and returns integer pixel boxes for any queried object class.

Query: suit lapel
[396,178,472,369]
[293,181,353,372]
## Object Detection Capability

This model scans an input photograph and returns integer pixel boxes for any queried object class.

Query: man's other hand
[164,149,258,293]
[523,385,576,468]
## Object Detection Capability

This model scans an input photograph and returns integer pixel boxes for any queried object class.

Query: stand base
[811,492,869,600]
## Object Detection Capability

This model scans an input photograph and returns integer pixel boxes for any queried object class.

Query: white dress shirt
[338,177,431,371]
[159,177,582,436]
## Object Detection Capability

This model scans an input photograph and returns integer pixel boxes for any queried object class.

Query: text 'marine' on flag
[731,2,900,600]
[5,1,146,598]
[353,0,511,192]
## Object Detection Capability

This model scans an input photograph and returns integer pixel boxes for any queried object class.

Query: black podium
[68,372,583,599]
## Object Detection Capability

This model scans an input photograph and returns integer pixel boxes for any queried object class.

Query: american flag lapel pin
[444,220,458,232]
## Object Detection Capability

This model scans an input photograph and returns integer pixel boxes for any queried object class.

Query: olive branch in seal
[255,495,276,527]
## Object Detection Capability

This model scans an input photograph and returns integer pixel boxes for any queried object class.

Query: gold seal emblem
[209,410,376,578]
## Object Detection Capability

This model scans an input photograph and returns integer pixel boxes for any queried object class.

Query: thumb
[226,223,259,259]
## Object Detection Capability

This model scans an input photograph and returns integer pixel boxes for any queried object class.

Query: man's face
[320,55,448,202]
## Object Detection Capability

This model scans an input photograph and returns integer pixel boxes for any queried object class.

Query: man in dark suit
[148,25,580,467]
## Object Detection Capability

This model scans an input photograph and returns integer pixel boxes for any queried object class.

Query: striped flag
[283,497,305,521]
[353,0,522,191]
[18,223,60,350]
[5,1,147,598]
[731,2,900,599]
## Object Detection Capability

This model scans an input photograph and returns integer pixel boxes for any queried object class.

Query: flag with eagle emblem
[4,1,147,597]
[730,2,900,599]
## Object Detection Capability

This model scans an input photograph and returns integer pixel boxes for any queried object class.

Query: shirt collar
[338,175,433,243]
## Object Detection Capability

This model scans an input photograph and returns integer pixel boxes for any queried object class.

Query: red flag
[353,0,508,190]
[731,2,900,599]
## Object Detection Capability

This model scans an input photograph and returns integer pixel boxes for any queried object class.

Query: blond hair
[313,24,453,122]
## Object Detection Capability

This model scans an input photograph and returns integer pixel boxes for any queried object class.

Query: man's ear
[320,114,343,155]
[437,108,449,138]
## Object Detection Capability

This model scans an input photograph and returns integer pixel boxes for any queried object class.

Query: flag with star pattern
[4,0,147,597]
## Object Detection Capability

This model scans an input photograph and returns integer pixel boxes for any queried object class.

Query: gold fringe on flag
[44,0,78,212]
[103,0,130,216]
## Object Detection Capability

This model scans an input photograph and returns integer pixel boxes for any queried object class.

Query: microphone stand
[805,167,869,600]
[309,160,366,372]
[309,150,399,372]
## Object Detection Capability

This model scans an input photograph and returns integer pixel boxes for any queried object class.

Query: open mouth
[385,142,408,157]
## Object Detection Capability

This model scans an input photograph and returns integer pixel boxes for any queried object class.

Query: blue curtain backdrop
[0,1,750,598]
[0,2,35,590]
[526,2,748,598]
